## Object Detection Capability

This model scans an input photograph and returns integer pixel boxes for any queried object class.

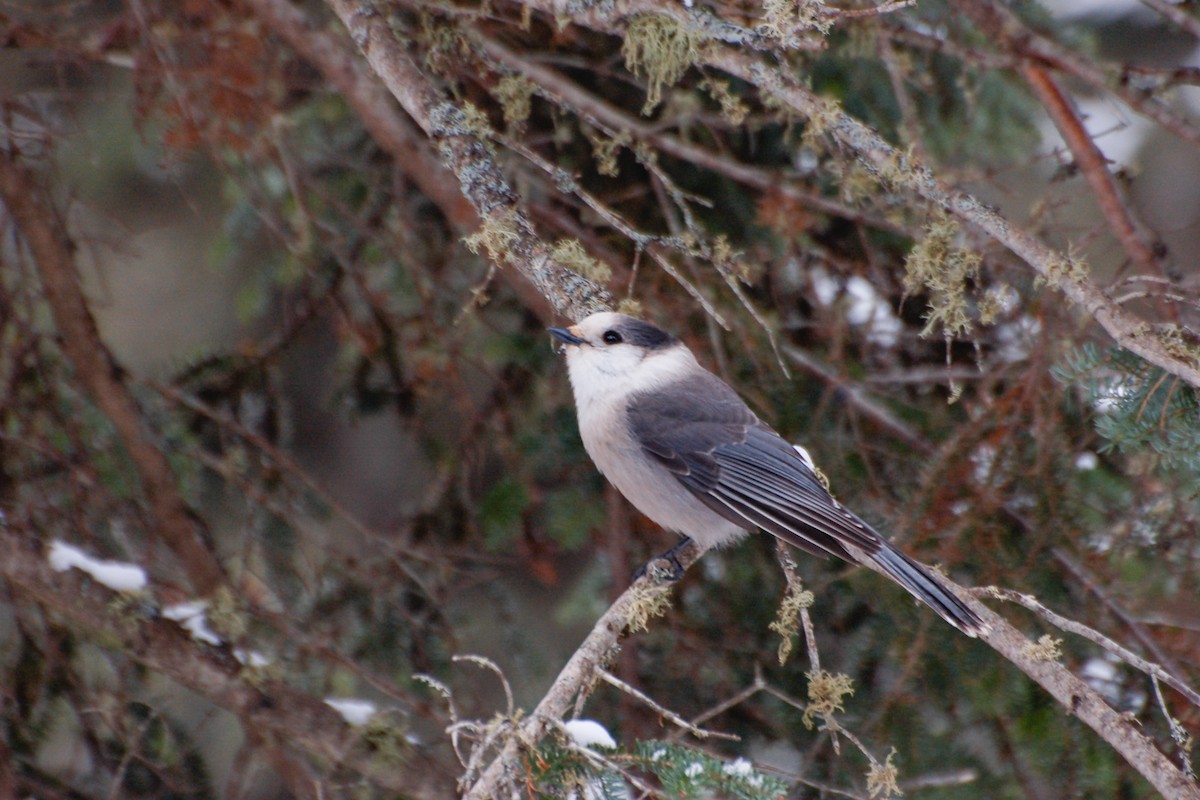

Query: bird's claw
[633,537,694,583]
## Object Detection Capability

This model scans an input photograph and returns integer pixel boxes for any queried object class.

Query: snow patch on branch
[47,540,147,592]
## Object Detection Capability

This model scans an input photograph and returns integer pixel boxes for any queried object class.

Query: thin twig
[595,669,740,741]
[982,587,1200,709]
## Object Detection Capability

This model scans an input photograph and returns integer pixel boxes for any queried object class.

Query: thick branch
[708,53,1200,388]
[0,150,225,596]
[324,0,612,321]
[464,541,703,798]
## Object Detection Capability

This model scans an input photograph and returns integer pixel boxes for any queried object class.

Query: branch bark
[324,0,613,322]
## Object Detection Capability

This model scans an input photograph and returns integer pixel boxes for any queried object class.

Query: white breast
[565,346,749,550]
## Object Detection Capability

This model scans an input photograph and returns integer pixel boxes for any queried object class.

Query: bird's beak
[548,326,586,346]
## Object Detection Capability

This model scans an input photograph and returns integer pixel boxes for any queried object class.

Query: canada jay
[549,312,985,637]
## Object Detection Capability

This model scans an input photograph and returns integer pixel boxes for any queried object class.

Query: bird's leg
[633,536,695,583]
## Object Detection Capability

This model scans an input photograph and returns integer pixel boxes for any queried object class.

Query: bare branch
[1020,63,1166,284]
[463,539,703,798]
[0,149,225,596]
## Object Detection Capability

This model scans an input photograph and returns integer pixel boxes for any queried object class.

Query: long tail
[869,543,988,637]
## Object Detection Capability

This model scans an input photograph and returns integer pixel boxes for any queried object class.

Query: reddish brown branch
[951,0,1200,148]
[0,150,225,596]
[1020,64,1166,286]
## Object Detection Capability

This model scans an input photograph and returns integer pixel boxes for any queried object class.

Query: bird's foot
[633,537,694,583]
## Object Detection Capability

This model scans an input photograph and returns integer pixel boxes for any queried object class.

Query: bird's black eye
[602,330,622,344]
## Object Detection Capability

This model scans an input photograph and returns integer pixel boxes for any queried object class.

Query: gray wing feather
[627,374,880,560]
[626,372,986,637]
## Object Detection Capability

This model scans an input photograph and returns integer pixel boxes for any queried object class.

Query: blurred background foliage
[0,0,1198,797]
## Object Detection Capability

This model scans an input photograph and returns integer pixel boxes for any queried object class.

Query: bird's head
[549,312,691,405]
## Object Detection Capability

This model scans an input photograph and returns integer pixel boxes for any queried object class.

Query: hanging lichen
[622,15,703,114]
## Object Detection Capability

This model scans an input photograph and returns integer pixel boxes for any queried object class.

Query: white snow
[971,444,997,485]
[685,762,704,778]
[563,719,617,749]
[234,649,270,668]
[722,757,765,786]
[723,757,754,777]
[162,601,222,646]
[325,697,377,726]
[994,316,1042,364]
[1075,451,1099,471]
[1037,95,1154,170]
[810,268,902,347]
[47,540,147,592]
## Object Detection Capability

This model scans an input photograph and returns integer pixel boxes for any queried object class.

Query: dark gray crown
[615,317,677,349]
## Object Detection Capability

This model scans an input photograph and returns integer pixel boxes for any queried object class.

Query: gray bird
[549,312,985,637]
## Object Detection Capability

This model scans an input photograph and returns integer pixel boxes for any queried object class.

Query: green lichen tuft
[463,209,521,264]
[867,749,903,799]
[701,78,750,126]
[550,238,612,284]
[622,15,704,114]
[802,670,854,729]
[616,297,643,317]
[494,75,536,128]
[768,580,814,665]
[587,127,629,178]
[628,582,673,633]
[763,0,832,40]
[1026,634,1063,662]
[903,215,982,340]
[1044,250,1090,287]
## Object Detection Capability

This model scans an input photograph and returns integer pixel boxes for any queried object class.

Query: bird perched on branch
[549,311,986,637]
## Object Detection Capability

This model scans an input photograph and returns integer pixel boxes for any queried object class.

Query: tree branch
[1020,63,1166,284]
[463,540,703,798]
[0,149,225,596]
[324,0,613,322]
[0,524,455,798]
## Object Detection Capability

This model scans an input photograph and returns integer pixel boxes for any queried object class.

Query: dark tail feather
[870,544,988,637]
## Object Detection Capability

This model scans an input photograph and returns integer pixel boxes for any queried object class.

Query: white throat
[565,343,698,415]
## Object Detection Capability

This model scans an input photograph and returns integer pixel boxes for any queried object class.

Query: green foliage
[543,486,606,550]
[529,740,788,799]
[479,476,531,549]
[1054,344,1200,478]
[632,742,788,799]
